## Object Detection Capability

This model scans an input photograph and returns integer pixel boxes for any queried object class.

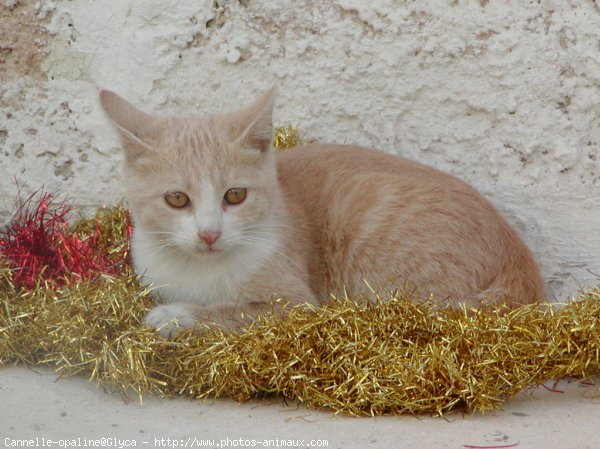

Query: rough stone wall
[0,0,599,300]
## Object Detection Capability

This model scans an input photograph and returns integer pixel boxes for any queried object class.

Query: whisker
[235,236,306,273]
[132,225,305,273]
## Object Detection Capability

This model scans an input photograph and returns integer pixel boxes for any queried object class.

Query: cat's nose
[199,230,222,246]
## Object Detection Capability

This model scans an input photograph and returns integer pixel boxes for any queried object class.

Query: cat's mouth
[194,245,223,255]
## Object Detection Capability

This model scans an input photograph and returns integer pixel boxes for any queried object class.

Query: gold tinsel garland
[1,126,599,415]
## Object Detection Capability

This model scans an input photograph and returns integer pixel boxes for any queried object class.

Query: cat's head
[99,88,280,258]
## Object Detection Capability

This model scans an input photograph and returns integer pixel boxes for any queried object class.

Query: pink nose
[199,231,222,246]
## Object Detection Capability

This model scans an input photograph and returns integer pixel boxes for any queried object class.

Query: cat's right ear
[99,90,156,158]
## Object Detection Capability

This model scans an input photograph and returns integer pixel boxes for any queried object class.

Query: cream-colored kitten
[100,88,544,336]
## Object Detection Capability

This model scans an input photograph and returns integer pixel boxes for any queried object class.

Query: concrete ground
[1,366,598,449]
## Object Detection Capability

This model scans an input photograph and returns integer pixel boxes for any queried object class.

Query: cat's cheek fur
[173,213,203,253]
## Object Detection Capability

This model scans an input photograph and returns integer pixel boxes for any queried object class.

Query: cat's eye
[224,188,247,205]
[164,191,190,209]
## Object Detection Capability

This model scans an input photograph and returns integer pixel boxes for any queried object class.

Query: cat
[99,88,545,337]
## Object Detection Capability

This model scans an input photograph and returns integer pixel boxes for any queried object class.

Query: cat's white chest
[131,231,277,306]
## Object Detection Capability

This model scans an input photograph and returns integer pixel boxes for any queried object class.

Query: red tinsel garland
[0,190,130,289]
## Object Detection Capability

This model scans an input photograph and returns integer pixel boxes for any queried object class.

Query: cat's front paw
[144,303,198,338]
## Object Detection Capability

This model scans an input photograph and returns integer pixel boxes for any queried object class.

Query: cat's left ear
[236,87,276,152]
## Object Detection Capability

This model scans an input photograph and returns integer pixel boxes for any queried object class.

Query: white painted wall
[1,0,598,301]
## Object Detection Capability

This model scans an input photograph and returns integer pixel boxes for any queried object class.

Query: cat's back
[277,143,469,195]
[276,144,492,225]
[276,144,544,305]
